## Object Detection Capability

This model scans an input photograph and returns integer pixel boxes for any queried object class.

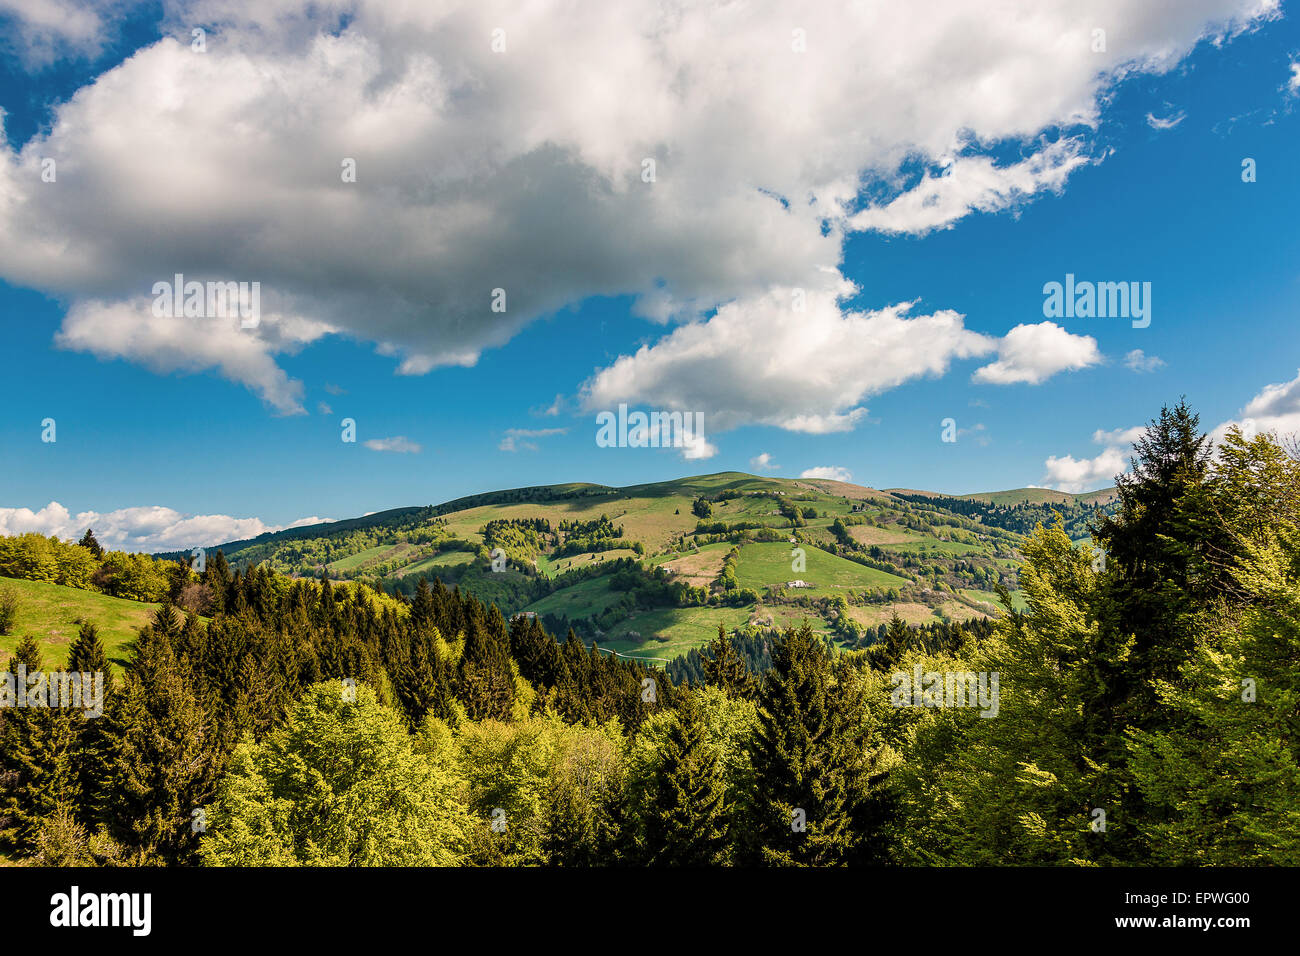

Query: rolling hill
[0,575,160,672]
[165,472,1117,664]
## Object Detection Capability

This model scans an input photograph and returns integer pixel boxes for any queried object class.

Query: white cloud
[499,427,566,452]
[1287,59,1300,96]
[973,322,1102,385]
[1091,425,1146,447]
[53,299,327,415]
[800,466,853,483]
[0,0,113,66]
[583,287,996,433]
[0,0,1273,413]
[750,452,778,471]
[1041,446,1130,494]
[848,138,1090,236]
[0,500,324,552]
[1123,348,1166,372]
[678,431,718,461]
[1145,110,1187,129]
[1210,367,1300,445]
[1041,422,1142,492]
[363,436,421,453]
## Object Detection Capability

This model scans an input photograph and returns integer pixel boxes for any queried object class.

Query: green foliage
[744,624,879,865]
[200,682,473,865]
[0,585,17,636]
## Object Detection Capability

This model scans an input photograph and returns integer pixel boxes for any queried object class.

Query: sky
[1,0,1299,552]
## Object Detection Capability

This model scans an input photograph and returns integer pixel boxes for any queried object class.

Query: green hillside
[177,472,1116,664]
[0,575,157,671]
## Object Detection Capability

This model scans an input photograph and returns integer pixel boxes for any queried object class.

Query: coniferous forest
[1,403,1296,868]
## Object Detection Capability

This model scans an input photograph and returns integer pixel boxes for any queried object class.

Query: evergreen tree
[95,625,222,863]
[702,625,755,699]
[744,624,867,865]
[77,528,104,559]
[0,637,81,852]
[67,620,114,696]
[641,691,729,865]
[458,606,516,721]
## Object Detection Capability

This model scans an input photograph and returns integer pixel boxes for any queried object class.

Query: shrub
[0,585,18,635]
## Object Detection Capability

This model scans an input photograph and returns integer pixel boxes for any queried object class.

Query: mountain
[159,472,1117,664]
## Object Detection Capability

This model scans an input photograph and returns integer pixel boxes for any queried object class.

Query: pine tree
[77,528,104,560]
[641,691,729,865]
[458,606,516,721]
[0,637,82,852]
[744,624,866,865]
[95,626,222,863]
[702,625,755,699]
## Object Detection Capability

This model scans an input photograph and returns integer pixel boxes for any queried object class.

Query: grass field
[523,575,627,618]
[396,550,476,578]
[735,542,909,594]
[327,542,417,572]
[962,587,1028,612]
[596,605,755,660]
[538,549,640,577]
[0,576,157,670]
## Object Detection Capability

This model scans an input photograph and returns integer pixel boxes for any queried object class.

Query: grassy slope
[735,542,909,595]
[203,471,1072,663]
[0,576,155,671]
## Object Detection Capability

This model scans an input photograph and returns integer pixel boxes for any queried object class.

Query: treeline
[0,564,671,865]
[0,530,171,603]
[891,491,1114,539]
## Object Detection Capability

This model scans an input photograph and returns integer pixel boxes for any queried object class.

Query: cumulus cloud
[0,0,1274,417]
[800,466,853,483]
[678,431,718,461]
[1210,368,1300,445]
[583,288,996,433]
[499,427,566,452]
[1091,425,1146,447]
[0,500,325,552]
[1041,422,1142,492]
[1124,348,1166,372]
[750,452,778,472]
[363,436,421,453]
[973,322,1102,385]
[1287,59,1300,96]
[0,0,116,66]
[1041,446,1130,494]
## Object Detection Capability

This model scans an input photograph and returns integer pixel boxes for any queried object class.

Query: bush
[0,585,18,635]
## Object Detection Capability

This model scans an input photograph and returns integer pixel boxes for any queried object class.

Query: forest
[0,401,1297,866]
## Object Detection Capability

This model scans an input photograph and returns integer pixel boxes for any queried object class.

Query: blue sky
[1,1,1298,550]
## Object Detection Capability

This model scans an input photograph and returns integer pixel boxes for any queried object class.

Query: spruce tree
[77,528,104,560]
[641,691,729,865]
[0,637,81,852]
[744,624,865,865]
[95,625,222,863]
[67,621,114,697]
[702,625,755,699]
[458,607,516,721]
